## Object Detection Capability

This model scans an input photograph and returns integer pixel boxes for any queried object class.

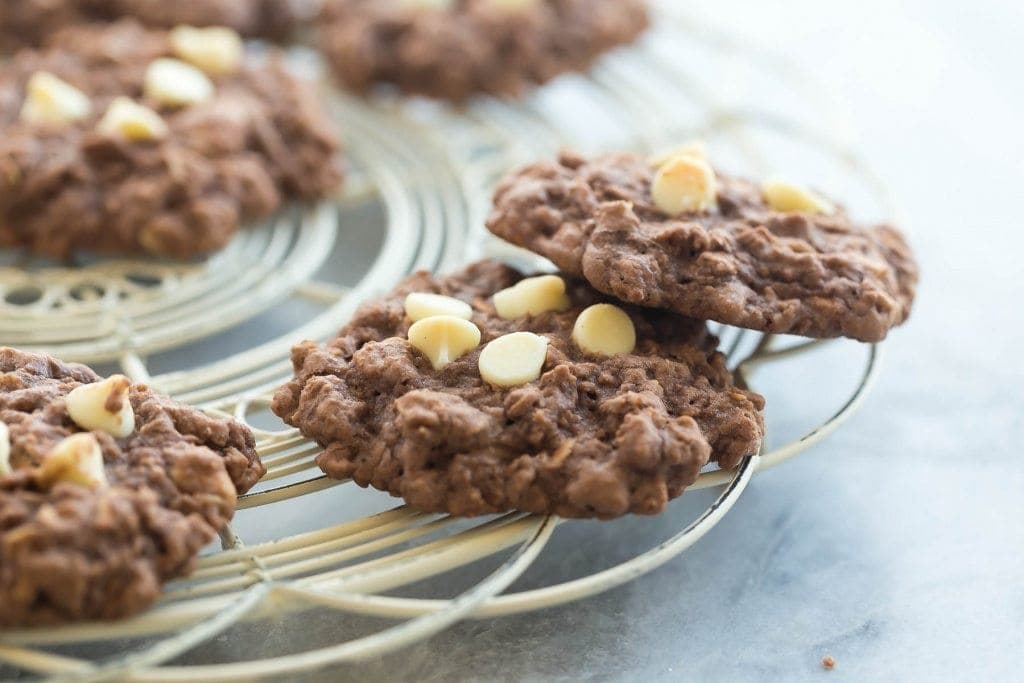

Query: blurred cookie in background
[0,0,321,54]
[317,0,650,102]
[0,19,343,260]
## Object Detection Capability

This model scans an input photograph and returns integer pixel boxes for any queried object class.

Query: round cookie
[272,259,764,520]
[317,0,650,102]
[0,19,342,259]
[0,347,263,627]
[486,150,919,342]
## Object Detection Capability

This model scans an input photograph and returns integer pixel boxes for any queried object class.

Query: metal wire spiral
[0,5,894,681]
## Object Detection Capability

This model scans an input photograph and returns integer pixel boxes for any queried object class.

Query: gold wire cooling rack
[0,5,895,681]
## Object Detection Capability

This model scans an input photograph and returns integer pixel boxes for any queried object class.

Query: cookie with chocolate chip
[317,0,649,102]
[272,259,764,519]
[486,150,919,342]
[0,346,263,627]
[0,19,342,259]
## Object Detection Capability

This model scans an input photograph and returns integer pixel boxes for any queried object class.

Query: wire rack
[0,5,895,681]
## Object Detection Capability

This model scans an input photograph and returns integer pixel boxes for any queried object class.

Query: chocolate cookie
[0,347,263,627]
[317,0,650,102]
[0,19,342,260]
[486,150,919,342]
[100,0,317,39]
[272,259,764,519]
[0,0,315,54]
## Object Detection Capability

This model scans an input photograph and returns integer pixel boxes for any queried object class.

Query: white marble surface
[283,2,1022,680]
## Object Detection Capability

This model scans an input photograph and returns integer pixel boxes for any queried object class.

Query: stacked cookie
[273,260,764,518]
[0,347,263,627]
[273,147,918,520]
[487,149,918,342]
[0,19,343,259]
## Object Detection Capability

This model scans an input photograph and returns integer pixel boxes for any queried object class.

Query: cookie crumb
[822,655,836,671]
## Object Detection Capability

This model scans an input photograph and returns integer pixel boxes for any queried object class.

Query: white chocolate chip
[170,25,244,76]
[478,332,548,388]
[144,58,215,107]
[65,375,135,438]
[37,433,108,490]
[0,422,10,477]
[493,275,571,320]
[19,71,91,126]
[649,140,707,169]
[651,153,717,215]
[408,315,481,370]
[572,304,636,356]
[761,178,835,215]
[404,292,473,322]
[97,97,169,141]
